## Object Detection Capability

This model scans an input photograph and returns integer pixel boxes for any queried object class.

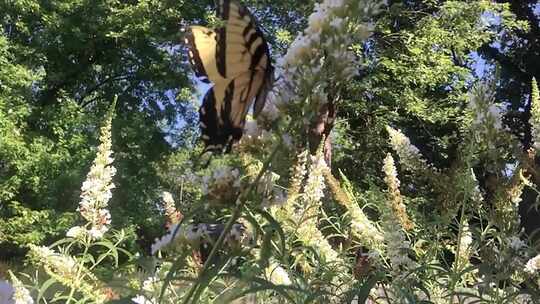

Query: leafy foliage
[0,0,209,255]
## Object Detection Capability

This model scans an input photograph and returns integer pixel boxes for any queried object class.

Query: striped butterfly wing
[216,0,274,118]
[185,26,227,85]
[186,0,274,152]
[216,0,271,77]
[200,70,266,152]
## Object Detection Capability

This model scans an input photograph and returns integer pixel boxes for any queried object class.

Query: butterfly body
[185,0,274,152]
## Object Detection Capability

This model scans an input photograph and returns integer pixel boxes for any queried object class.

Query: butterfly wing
[200,70,266,152]
[186,0,274,152]
[215,0,271,76]
[216,0,274,117]
[185,25,227,84]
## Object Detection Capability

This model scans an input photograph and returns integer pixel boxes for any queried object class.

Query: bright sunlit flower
[202,166,241,203]
[383,154,414,231]
[386,126,432,173]
[162,191,182,227]
[455,221,473,270]
[151,223,248,255]
[530,78,540,151]
[381,154,417,280]
[70,104,116,240]
[304,153,327,204]
[28,245,105,302]
[265,0,382,123]
[525,254,540,274]
[265,262,292,285]
[323,169,384,252]
[131,295,152,304]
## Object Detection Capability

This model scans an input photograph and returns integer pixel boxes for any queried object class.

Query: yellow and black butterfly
[185,0,274,153]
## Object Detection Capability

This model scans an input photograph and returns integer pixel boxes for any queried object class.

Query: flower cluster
[530,78,540,151]
[69,108,116,240]
[201,166,241,204]
[469,169,484,203]
[386,126,434,173]
[303,153,328,204]
[294,152,340,263]
[381,155,417,281]
[28,245,106,302]
[260,0,382,126]
[322,169,384,251]
[239,119,274,146]
[287,151,309,203]
[383,154,414,231]
[507,236,526,251]
[257,171,287,208]
[455,220,473,271]
[131,276,160,304]
[162,191,182,227]
[493,168,527,229]
[281,0,376,71]
[525,254,540,274]
[271,151,308,233]
[265,261,292,286]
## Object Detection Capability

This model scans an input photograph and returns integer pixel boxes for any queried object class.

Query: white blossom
[259,96,280,121]
[131,295,153,304]
[529,78,540,151]
[381,219,417,276]
[347,203,384,249]
[524,254,540,274]
[201,166,242,201]
[308,11,325,33]
[265,262,292,285]
[303,154,327,204]
[243,119,261,139]
[381,155,417,280]
[66,226,86,239]
[72,107,116,240]
[162,191,174,206]
[386,126,432,172]
[455,221,473,270]
[470,169,484,202]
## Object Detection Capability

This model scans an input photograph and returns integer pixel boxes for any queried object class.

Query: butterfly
[185,0,274,153]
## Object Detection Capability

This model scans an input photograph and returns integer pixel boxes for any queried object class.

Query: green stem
[449,200,467,304]
[89,237,124,271]
[67,238,91,303]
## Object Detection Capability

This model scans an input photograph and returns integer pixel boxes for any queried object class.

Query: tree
[0,0,207,257]
[333,1,524,183]
[480,0,539,148]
